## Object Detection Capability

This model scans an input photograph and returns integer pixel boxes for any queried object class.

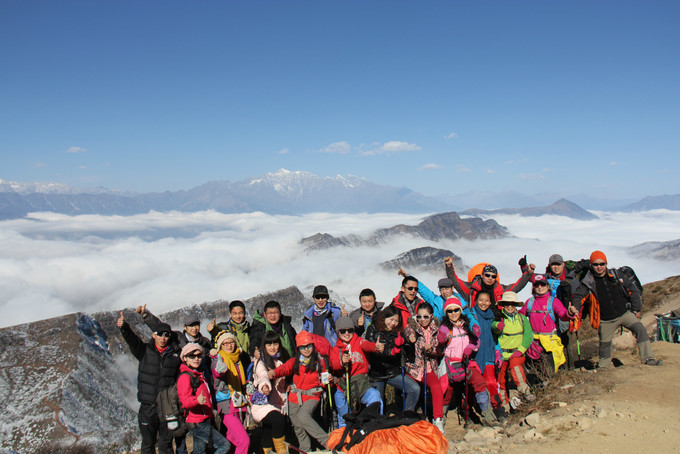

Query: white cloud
[445,132,458,140]
[485,168,496,174]
[78,166,88,170]
[455,164,470,173]
[2,210,678,329]
[66,146,86,153]
[278,148,290,155]
[318,142,352,154]
[420,163,442,171]
[360,141,422,156]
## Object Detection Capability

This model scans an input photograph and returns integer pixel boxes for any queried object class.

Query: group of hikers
[116,249,663,454]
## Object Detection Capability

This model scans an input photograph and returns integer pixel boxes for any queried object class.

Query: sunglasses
[405,286,418,291]
[446,308,462,314]
[338,328,354,335]
[415,314,432,320]
[185,353,203,360]
[483,274,497,279]
[314,295,329,299]
[156,332,171,338]
[533,282,548,287]
[592,262,606,267]
[298,344,313,350]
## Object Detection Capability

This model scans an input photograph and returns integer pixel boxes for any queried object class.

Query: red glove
[510,350,523,359]
[462,345,474,361]
[390,347,401,355]
[394,332,405,347]
[436,329,450,344]
[494,350,503,369]
[496,320,505,332]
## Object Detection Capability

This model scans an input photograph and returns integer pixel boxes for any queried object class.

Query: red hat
[296,331,314,347]
[590,250,607,264]
[444,297,462,310]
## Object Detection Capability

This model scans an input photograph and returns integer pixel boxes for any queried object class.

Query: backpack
[156,371,201,437]
[332,402,425,453]
[526,296,555,324]
[611,266,644,303]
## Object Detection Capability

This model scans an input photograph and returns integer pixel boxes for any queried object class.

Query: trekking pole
[576,331,581,361]
[345,363,351,412]
[401,350,407,413]
[422,348,428,419]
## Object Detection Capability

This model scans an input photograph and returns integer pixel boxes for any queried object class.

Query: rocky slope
[380,247,464,275]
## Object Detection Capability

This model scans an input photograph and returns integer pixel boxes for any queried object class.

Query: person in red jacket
[445,256,535,307]
[268,331,330,452]
[177,344,231,454]
[390,275,427,328]
[330,317,385,427]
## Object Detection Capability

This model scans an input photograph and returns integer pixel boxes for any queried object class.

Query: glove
[390,347,402,356]
[394,332,405,347]
[462,345,474,361]
[437,329,450,344]
[495,350,503,369]
[510,350,523,359]
[214,356,228,374]
[518,255,527,268]
[496,320,505,332]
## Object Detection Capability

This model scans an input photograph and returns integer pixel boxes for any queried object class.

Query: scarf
[218,348,246,392]
[473,305,496,369]
[229,319,250,354]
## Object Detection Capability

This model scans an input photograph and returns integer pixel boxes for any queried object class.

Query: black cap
[155,322,172,334]
[313,285,329,298]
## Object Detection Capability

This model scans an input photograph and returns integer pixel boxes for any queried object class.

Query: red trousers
[498,356,530,404]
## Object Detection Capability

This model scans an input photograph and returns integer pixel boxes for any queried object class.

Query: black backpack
[611,266,644,302]
[156,371,201,437]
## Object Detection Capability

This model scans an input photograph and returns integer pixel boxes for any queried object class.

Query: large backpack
[611,266,644,303]
[156,371,201,437]
[526,296,555,324]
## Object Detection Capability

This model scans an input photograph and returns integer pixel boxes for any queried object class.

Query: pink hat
[444,297,462,310]
[180,343,204,361]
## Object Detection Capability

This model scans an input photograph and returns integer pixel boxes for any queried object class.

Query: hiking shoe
[524,392,536,403]
[433,417,446,434]
[481,408,499,427]
[509,396,522,410]
[644,358,663,366]
[494,407,509,424]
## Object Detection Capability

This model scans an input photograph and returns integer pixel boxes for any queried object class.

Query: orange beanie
[590,250,607,264]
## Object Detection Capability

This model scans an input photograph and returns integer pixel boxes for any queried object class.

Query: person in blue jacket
[302,285,343,345]
[398,268,463,321]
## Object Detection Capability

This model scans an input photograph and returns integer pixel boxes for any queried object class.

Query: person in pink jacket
[177,343,230,454]
[519,274,577,375]
[250,331,290,454]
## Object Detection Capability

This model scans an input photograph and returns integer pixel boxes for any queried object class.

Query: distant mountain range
[628,238,680,260]
[462,198,599,220]
[1,171,677,219]
[380,247,464,275]
[301,212,509,252]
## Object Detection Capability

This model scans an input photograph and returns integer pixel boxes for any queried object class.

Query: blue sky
[1,1,678,199]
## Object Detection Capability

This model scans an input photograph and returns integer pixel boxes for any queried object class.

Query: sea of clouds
[0,209,678,328]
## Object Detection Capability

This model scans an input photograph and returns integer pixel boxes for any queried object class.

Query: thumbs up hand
[341,304,348,317]
[374,336,385,353]
[207,318,216,332]
[197,391,207,405]
[135,304,147,315]
[116,311,125,328]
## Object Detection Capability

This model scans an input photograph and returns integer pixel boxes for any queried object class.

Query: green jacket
[492,311,533,360]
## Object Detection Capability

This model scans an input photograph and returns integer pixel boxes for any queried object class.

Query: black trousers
[139,403,185,454]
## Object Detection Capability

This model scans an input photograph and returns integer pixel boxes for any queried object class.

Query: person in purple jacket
[518,274,577,377]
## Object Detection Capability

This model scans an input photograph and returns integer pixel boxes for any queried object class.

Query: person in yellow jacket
[492,292,535,408]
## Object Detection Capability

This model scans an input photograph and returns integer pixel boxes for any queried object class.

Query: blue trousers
[334,387,383,427]
[372,374,420,412]
[190,420,231,454]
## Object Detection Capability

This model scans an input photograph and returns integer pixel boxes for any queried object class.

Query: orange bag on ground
[327,420,449,454]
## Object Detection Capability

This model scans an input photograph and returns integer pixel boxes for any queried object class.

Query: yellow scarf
[218,348,246,393]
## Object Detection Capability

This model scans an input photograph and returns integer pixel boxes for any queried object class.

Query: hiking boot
[524,392,536,403]
[509,396,522,410]
[433,417,446,434]
[644,358,663,366]
[494,407,509,424]
[481,408,499,427]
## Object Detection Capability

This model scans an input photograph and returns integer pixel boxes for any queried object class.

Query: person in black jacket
[117,311,183,454]
[364,305,419,412]
[249,300,297,358]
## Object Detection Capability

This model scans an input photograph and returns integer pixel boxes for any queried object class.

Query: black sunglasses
[483,273,497,279]
[446,308,462,314]
[338,328,354,335]
[405,286,418,291]
[156,332,171,338]
[185,353,203,360]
